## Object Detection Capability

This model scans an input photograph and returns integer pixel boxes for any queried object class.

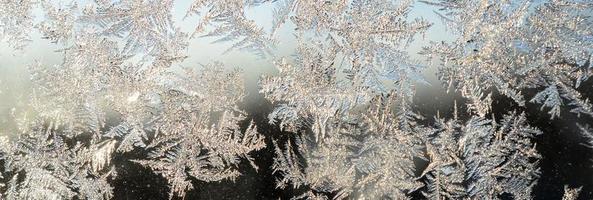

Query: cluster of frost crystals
[0,1,264,199]
[578,123,593,147]
[37,1,78,44]
[562,185,583,200]
[0,0,591,199]
[294,95,426,199]
[270,97,544,199]
[421,111,541,199]
[0,0,36,49]
[261,0,430,141]
[256,1,557,197]
[259,0,433,197]
[185,0,276,57]
[420,0,593,118]
[78,0,167,54]
[256,0,527,199]
[1,120,115,200]
[133,63,265,198]
[261,41,366,141]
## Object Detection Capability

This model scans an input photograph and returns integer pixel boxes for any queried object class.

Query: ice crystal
[261,0,430,141]
[186,0,276,57]
[260,0,552,199]
[420,0,593,119]
[37,1,78,44]
[1,1,263,199]
[422,112,541,199]
[578,123,593,149]
[271,94,426,199]
[80,0,181,56]
[0,0,35,49]
[270,95,543,199]
[2,121,114,200]
[562,185,583,200]
[25,43,263,198]
[133,63,266,198]
[0,0,591,199]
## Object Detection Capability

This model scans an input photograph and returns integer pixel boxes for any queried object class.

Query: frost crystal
[0,0,591,199]
[422,112,541,199]
[186,0,276,57]
[421,0,593,118]
[133,63,265,198]
[562,185,583,200]
[0,0,35,49]
[261,0,430,141]
[1,1,263,199]
[271,95,426,199]
[2,121,114,200]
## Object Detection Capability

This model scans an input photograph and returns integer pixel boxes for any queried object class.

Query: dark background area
[111,80,593,200]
